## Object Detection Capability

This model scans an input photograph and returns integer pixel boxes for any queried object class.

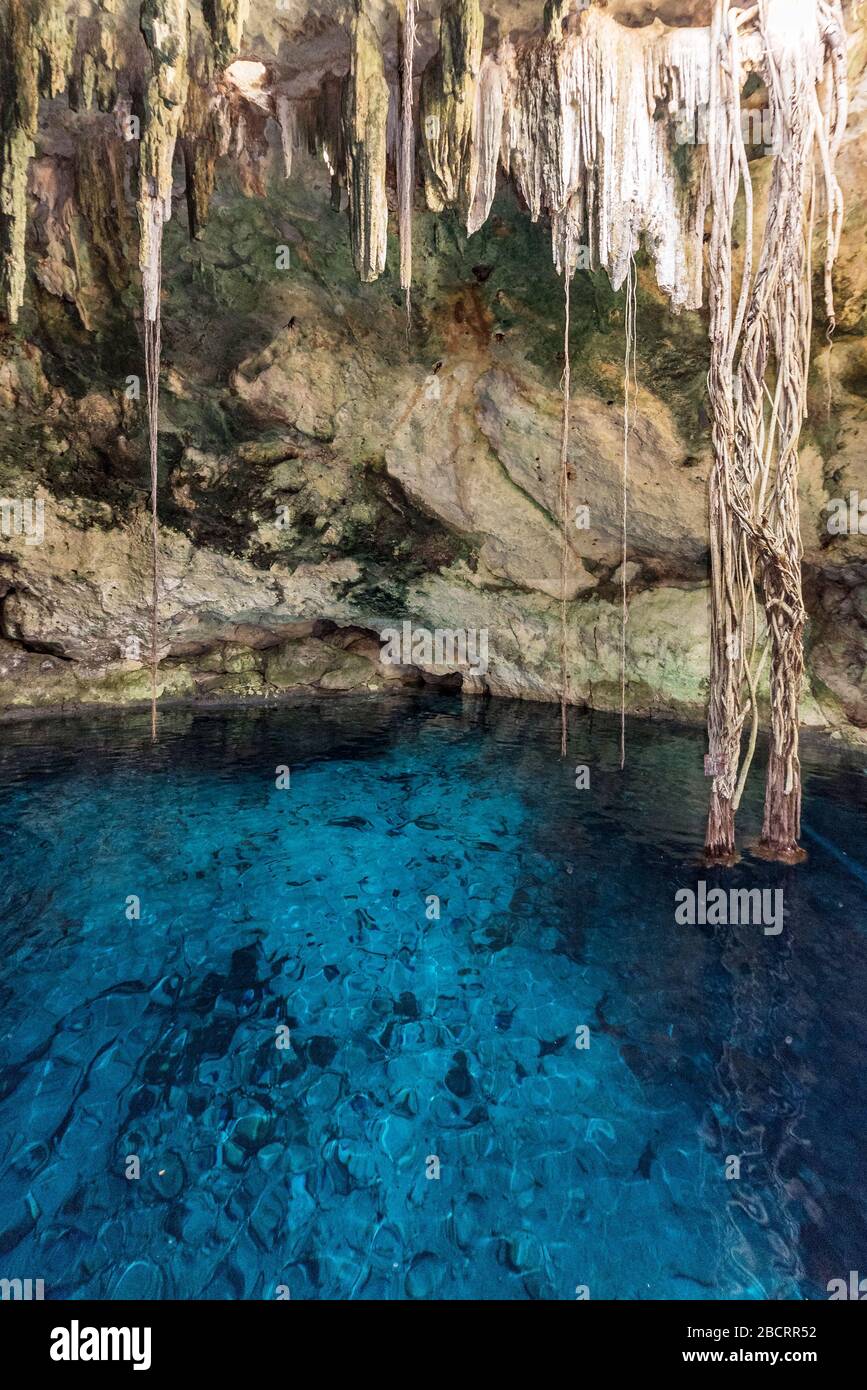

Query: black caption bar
[2,1296,862,1376]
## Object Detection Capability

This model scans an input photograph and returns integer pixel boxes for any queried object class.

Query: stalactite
[281,77,346,210]
[419,0,483,217]
[318,76,347,211]
[28,154,89,324]
[274,94,297,180]
[342,0,389,284]
[0,5,41,325]
[74,127,135,292]
[465,45,511,237]
[70,4,121,113]
[398,0,416,321]
[0,0,73,325]
[499,10,714,310]
[138,0,189,321]
[274,88,344,191]
[202,0,249,67]
[181,125,217,240]
[181,38,219,240]
[506,30,564,227]
[565,15,711,306]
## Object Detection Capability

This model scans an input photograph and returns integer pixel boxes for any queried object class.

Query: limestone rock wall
[0,1,864,740]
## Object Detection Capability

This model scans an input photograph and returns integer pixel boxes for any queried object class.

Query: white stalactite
[466,45,511,237]
[275,94,296,178]
[343,0,389,284]
[398,0,416,307]
[138,0,189,323]
[500,11,718,307]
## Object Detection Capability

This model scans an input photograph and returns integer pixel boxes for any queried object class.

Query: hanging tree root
[620,254,636,771]
[702,0,846,863]
[752,0,846,861]
[144,263,162,744]
[703,0,754,863]
[559,265,572,758]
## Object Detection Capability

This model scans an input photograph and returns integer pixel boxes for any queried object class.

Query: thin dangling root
[620,253,636,770]
[143,234,162,744]
[137,0,192,742]
[559,267,572,758]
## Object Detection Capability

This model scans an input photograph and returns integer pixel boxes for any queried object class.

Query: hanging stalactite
[0,0,73,325]
[138,0,188,322]
[70,2,121,113]
[274,94,297,179]
[505,9,713,307]
[181,35,219,241]
[398,0,416,322]
[465,42,510,237]
[343,0,389,284]
[202,0,249,67]
[419,0,483,218]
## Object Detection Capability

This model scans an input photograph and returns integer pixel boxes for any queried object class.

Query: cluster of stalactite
[0,0,74,326]
[420,3,717,300]
[0,0,850,856]
[0,1,253,327]
[0,4,849,337]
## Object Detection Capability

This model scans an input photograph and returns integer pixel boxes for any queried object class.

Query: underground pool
[0,692,865,1300]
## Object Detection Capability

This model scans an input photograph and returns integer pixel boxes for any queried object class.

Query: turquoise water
[0,693,864,1300]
